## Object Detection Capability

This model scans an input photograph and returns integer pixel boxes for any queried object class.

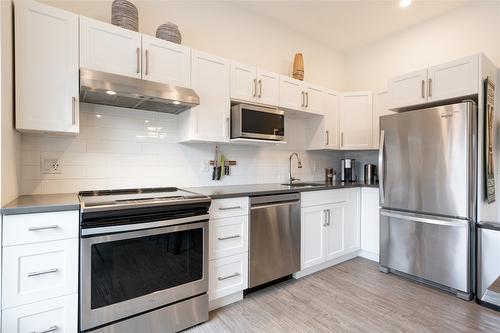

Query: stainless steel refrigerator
[379,101,476,300]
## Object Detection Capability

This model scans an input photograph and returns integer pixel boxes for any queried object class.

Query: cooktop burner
[79,187,210,212]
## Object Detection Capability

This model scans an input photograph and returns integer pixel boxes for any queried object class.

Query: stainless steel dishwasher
[249,193,300,288]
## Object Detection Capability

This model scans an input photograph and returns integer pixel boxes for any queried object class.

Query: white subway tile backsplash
[19,104,352,195]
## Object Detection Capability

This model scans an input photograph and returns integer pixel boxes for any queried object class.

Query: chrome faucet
[288,152,303,184]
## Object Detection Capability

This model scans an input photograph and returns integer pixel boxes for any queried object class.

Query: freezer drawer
[380,209,470,293]
[477,223,500,310]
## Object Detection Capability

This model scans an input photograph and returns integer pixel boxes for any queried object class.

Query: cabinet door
[15,1,79,134]
[340,92,373,149]
[256,69,280,106]
[388,69,427,109]
[344,189,361,253]
[279,75,305,111]
[324,203,345,261]
[230,62,257,103]
[301,205,328,269]
[428,55,479,103]
[142,35,190,87]
[361,188,380,255]
[304,84,325,114]
[191,50,230,142]
[208,253,248,301]
[325,91,340,149]
[372,90,396,149]
[80,16,141,78]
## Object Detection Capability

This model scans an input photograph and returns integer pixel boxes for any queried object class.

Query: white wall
[345,1,500,90]
[42,0,345,90]
[0,0,21,205]
[20,104,343,194]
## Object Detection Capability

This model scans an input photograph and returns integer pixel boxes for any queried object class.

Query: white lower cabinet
[300,189,360,270]
[209,215,248,260]
[360,187,380,259]
[2,294,78,333]
[209,253,248,301]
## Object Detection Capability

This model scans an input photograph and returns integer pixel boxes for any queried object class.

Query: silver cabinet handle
[145,49,149,75]
[379,130,385,204]
[28,268,58,278]
[323,210,328,227]
[428,78,432,98]
[72,97,78,125]
[29,225,58,231]
[421,80,425,99]
[326,130,329,146]
[136,47,140,74]
[341,132,344,147]
[305,91,309,107]
[301,91,305,107]
[30,326,58,333]
[253,78,257,97]
[217,235,241,241]
[327,209,331,226]
[225,117,230,138]
[218,272,240,281]
[218,206,241,211]
[258,79,262,98]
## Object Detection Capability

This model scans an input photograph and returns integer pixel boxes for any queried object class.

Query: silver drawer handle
[28,225,58,231]
[31,326,58,333]
[217,235,241,241]
[28,268,58,277]
[218,272,240,281]
[218,206,241,211]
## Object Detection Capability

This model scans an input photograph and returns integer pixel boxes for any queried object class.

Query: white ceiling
[237,0,468,52]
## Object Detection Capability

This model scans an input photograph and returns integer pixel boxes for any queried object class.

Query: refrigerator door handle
[380,210,468,228]
[379,130,385,204]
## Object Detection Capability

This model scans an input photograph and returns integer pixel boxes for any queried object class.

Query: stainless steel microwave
[231,104,285,141]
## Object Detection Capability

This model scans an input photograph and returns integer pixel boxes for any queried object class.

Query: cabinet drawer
[209,197,249,219]
[2,293,77,333]
[209,253,248,301]
[2,239,78,309]
[301,188,358,207]
[209,215,248,260]
[3,210,79,246]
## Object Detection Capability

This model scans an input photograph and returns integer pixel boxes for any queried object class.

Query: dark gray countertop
[184,182,378,199]
[2,193,80,215]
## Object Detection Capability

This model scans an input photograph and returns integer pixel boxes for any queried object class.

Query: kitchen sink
[281,182,325,188]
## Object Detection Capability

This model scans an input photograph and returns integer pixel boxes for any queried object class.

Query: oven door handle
[81,214,209,236]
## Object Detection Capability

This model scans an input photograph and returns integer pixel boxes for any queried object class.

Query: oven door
[80,221,208,331]
[231,104,285,141]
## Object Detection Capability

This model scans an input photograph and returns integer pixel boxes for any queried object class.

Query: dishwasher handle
[250,199,300,210]
[250,193,300,206]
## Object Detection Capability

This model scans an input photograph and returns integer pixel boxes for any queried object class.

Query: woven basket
[156,23,182,44]
[111,0,138,32]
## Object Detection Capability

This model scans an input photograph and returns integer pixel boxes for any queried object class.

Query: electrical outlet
[41,158,61,174]
[200,159,209,172]
[313,161,319,173]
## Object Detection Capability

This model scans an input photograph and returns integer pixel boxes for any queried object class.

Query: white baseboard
[293,251,360,279]
[209,291,243,311]
[358,250,379,262]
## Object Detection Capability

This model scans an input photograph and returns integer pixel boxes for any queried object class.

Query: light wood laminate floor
[187,258,500,333]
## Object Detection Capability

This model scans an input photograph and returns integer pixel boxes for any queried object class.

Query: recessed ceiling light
[172,101,181,105]
[106,90,116,95]
[96,114,102,118]
[399,0,412,8]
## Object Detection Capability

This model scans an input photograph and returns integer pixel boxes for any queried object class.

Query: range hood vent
[79,68,199,114]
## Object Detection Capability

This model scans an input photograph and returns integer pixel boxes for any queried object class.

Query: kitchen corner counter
[2,193,80,215]
[184,182,378,199]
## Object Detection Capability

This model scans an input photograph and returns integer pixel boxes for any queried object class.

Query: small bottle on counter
[325,168,336,184]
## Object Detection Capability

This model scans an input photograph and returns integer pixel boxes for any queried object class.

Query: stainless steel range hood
[79,68,199,114]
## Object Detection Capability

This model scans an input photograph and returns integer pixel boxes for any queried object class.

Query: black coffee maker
[341,159,356,182]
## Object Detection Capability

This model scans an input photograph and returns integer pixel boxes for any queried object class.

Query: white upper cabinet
[279,76,324,114]
[427,55,479,102]
[388,69,427,109]
[80,16,141,79]
[141,35,191,87]
[181,50,231,142]
[388,55,480,110]
[279,75,306,111]
[256,69,280,106]
[15,0,79,134]
[372,90,396,149]
[306,90,339,150]
[230,62,257,102]
[230,63,279,106]
[339,92,373,150]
